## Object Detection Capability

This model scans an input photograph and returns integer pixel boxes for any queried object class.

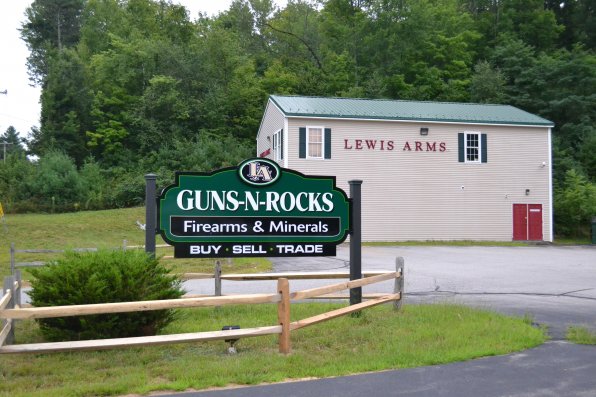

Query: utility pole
[0,89,10,162]
[0,142,12,163]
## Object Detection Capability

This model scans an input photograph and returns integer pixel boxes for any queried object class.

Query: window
[458,132,487,163]
[307,127,323,158]
[299,127,331,159]
[466,133,479,162]
[273,129,283,161]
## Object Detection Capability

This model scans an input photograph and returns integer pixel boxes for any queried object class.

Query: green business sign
[158,158,351,258]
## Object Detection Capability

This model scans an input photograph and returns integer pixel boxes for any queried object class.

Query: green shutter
[280,129,284,160]
[299,127,306,158]
[324,128,331,159]
[458,133,464,162]
[481,133,487,163]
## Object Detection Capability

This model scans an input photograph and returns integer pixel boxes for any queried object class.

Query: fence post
[122,239,127,251]
[277,278,291,354]
[3,275,15,345]
[14,270,21,308]
[394,256,405,311]
[214,261,222,297]
[10,242,15,275]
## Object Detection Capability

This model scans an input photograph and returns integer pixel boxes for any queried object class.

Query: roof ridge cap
[270,94,517,107]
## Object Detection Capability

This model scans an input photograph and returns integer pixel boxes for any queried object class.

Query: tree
[0,126,27,157]
[28,150,84,211]
[545,0,596,50]
[470,61,506,103]
[20,0,85,85]
[554,169,596,237]
[462,0,563,53]
[578,132,596,182]
[31,48,92,165]
[319,0,369,92]
[131,75,196,153]
[375,0,479,101]
[264,1,326,95]
[0,152,34,211]
[505,48,596,176]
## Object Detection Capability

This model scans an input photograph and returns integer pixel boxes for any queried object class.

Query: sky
[0,0,285,141]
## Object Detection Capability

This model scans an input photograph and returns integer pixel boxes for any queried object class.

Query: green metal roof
[269,95,553,127]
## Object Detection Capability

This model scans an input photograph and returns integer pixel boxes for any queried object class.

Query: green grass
[553,237,592,245]
[364,240,530,247]
[0,207,271,278]
[365,238,594,246]
[567,326,596,344]
[0,303,545,397]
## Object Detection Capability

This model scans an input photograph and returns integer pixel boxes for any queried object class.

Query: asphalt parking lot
[186,244,596,338]
[175,244,596,397]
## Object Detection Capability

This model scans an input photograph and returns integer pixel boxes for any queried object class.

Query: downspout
[548,127,554,242]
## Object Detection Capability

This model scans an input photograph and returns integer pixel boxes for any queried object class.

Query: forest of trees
[0,0,594,237]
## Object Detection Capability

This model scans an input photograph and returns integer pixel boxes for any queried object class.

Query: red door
[528,204,543,240]
[513,204,528,241]
[513,204,543,241]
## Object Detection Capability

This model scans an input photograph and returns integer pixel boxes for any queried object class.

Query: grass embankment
[0,304,546,397]
[0,207,271,278]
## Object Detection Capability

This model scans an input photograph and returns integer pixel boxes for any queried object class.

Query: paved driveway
[159,341,596,397]
[173,245,596,397]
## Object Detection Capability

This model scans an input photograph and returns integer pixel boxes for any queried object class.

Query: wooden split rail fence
[0,257,405,355]
[9,242,384,297]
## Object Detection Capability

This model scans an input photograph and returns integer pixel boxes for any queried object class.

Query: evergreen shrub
[29,250,184,341]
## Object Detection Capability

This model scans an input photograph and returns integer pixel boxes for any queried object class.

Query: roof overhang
[282,114,554,129]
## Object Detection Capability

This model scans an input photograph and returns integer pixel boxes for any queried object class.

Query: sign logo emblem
[238,159,280,186]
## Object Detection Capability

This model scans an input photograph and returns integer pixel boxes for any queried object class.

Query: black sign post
[145,173,157,258]
[349,180,363,306]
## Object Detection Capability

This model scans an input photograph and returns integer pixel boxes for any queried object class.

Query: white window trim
[272,133,277,160]
[273,129,283,161]
[306,126,325,159]
[283,118,289,168]
[464,131,482,164]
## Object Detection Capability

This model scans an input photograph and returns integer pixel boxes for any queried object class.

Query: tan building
[256,95,554,242]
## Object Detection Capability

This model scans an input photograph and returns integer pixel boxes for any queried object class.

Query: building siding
[256,101,285,162]
[277,117,552,242]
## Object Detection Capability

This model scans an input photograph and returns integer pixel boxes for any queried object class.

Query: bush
[105,171,147,208]
[79,157,108,210]
[27,150,84,211]
[0,152,35,211]
[554,168,596,237]
[28,250,184,341]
